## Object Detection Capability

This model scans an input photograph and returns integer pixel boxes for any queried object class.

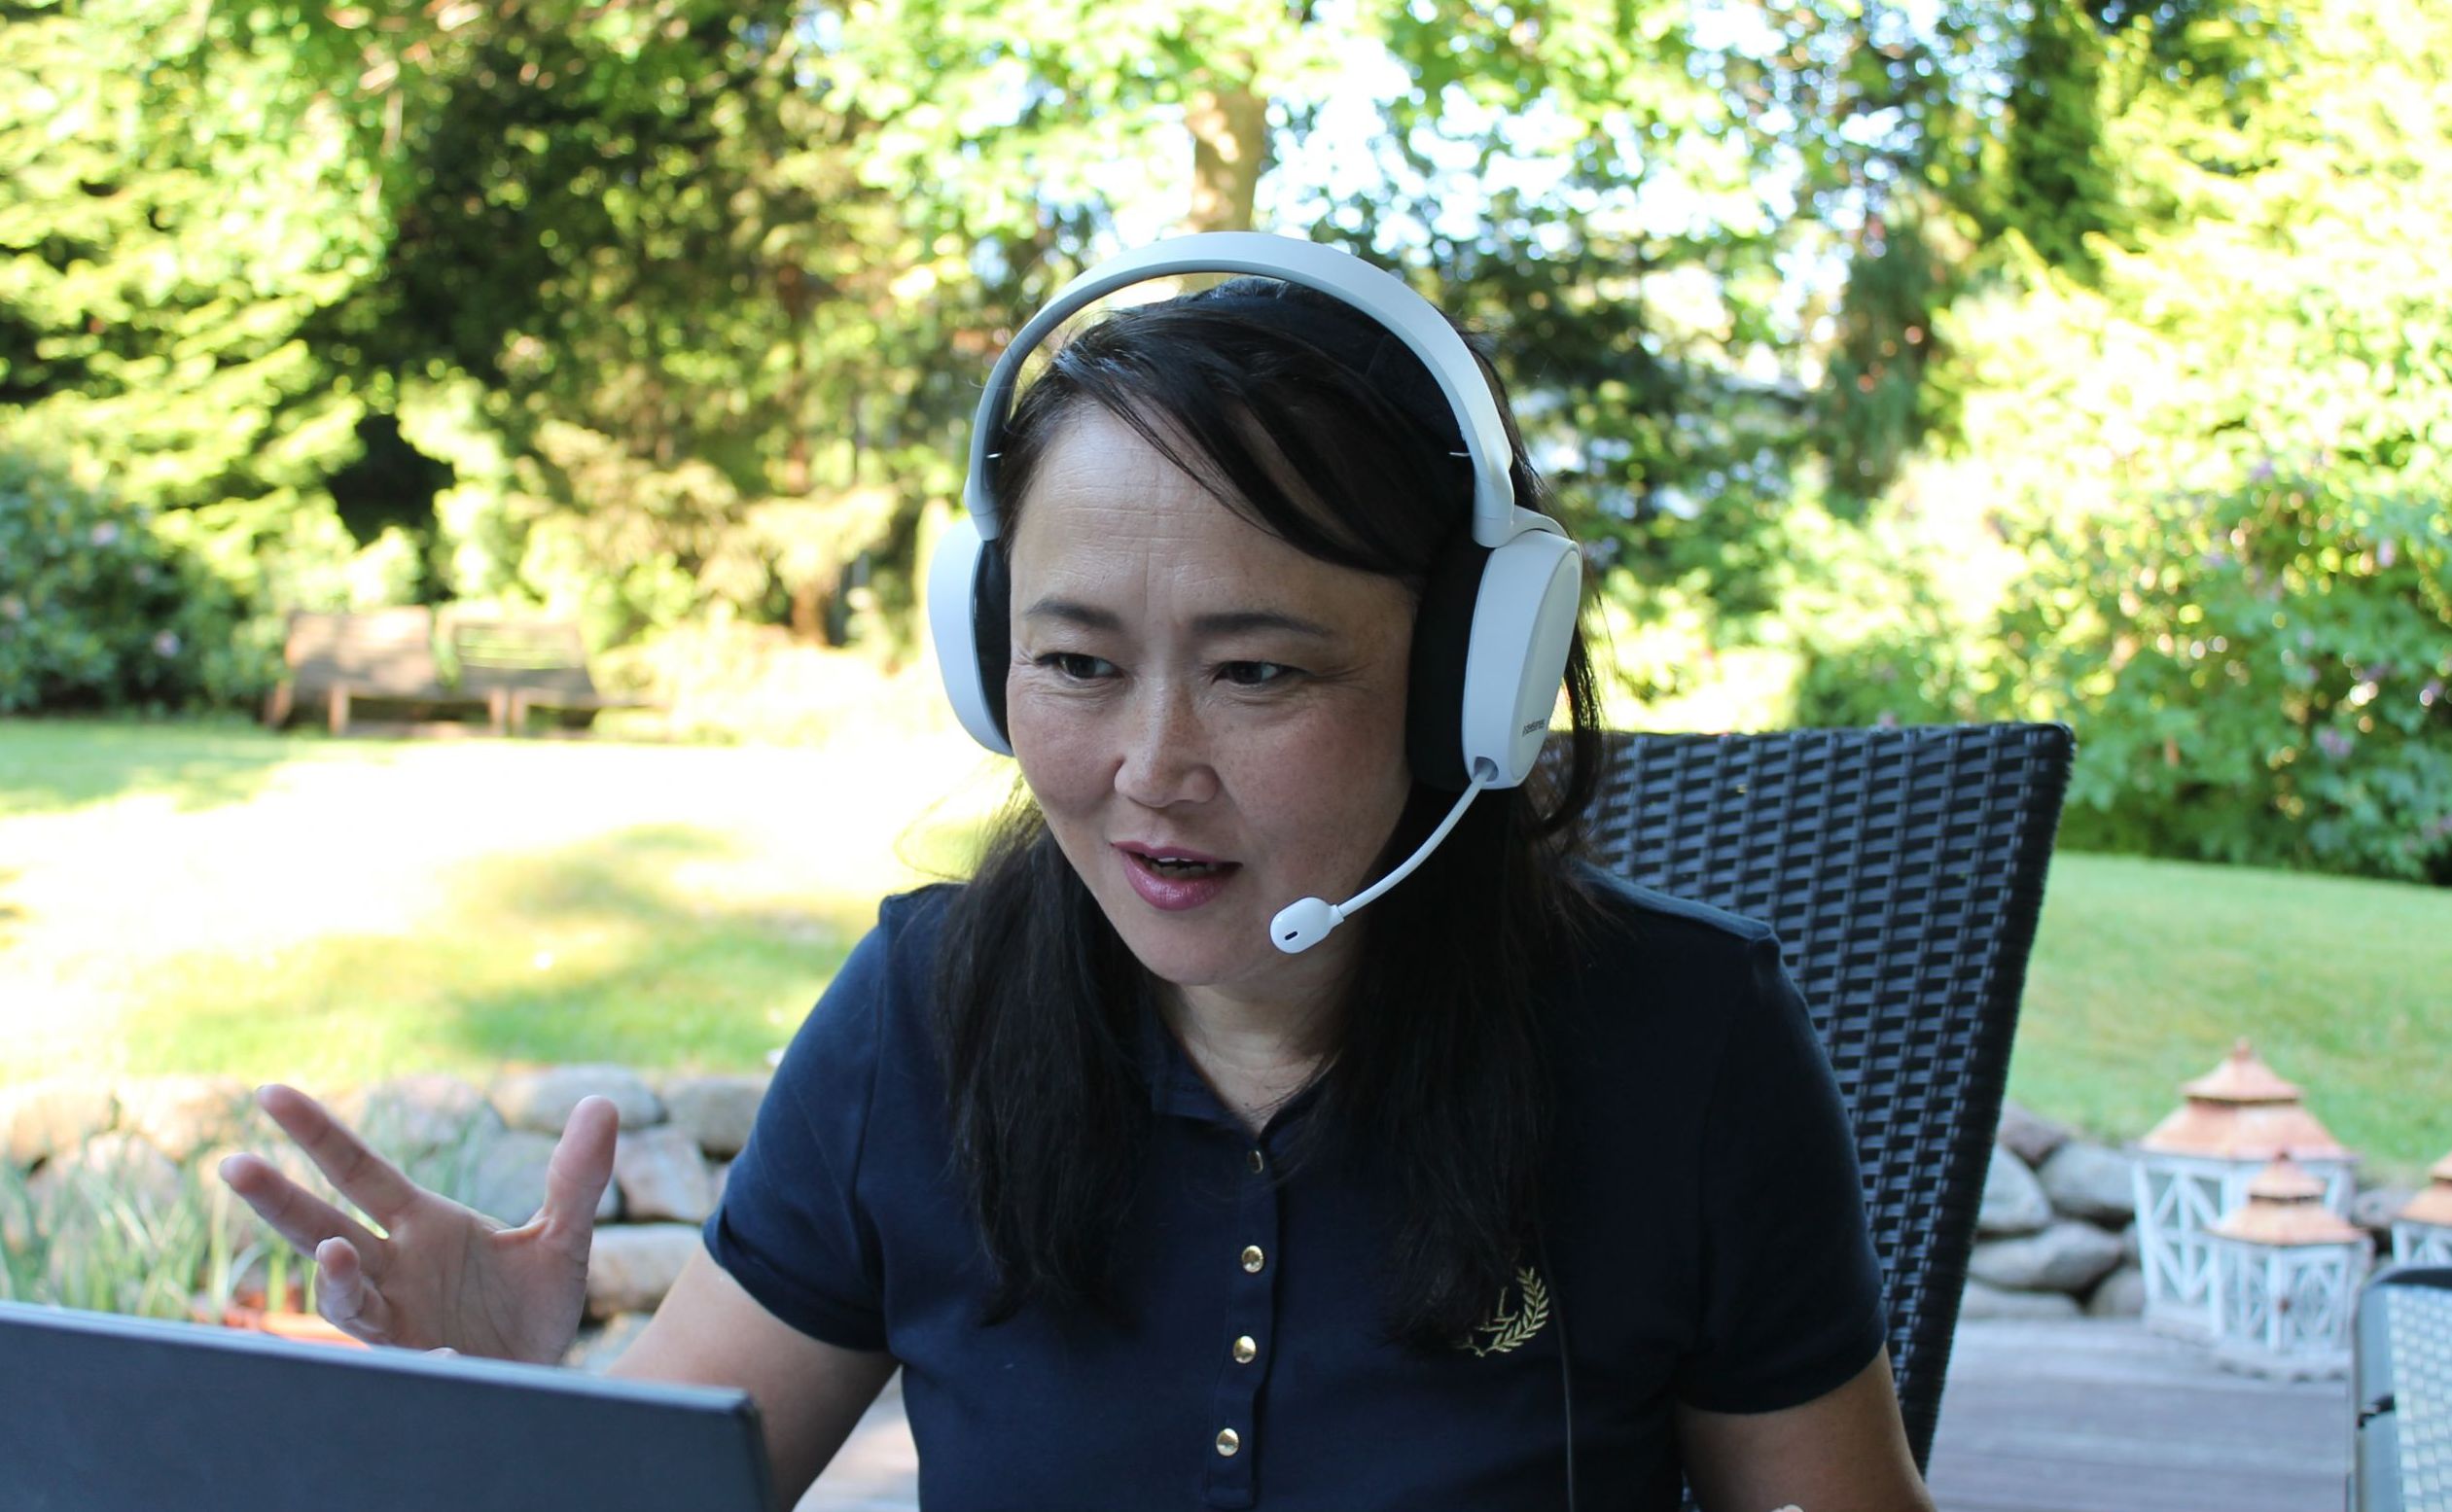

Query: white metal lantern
[2131,1039,2357,1339]
[2205,1157,2368,1379]
[2392,1151,2452,1266]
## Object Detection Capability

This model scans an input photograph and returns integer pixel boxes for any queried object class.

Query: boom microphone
[1267,759,1498,954]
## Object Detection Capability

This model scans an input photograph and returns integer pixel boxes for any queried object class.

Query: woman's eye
[1038,652,1115,682]
[1220,661,1295,688]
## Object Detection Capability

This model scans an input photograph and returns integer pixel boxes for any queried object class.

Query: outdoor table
[2353,1265,2452,1511]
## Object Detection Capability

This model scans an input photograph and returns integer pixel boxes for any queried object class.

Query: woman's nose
[1113,681,1219,809]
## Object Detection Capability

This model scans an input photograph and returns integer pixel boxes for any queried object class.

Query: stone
[460,1131,621,1228]
[1969,1218,2125,1294]
[2352,1185,2417,1236]
[2038,1142,2137,1224]
[1959,1278,2083,1320]
[586,1223,701,1318]
[614,1126,717,1224]
[661,1074,767,1159]
[1994,1100,2073,1168]
[0,1178,35,1257]
[26,1132,185,1229]
[116,1075,253,1164]
[2086,1264,2147,1319]
[565,1311,657,1373]
[333,1074,506,1165]
[2119,1220,2140,1264]
[709,1159,730,1209]
[491,1066,662,1134]
[1977,1144,2052,1237]
[0,1077,119,1169]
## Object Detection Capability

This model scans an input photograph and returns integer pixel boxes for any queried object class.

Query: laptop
[0,1299,776,1512]
[2352,1265,2452,1512]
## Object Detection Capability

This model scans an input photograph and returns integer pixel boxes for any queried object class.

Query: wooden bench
[262,609,505,735]
[448,618,654,735]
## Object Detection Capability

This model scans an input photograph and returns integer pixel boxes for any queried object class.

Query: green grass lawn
[0,715,1012,1088]
[4,718,2447,1179]
[2011,851,2451,1183]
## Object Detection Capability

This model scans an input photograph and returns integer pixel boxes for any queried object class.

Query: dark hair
[933,276,1606,1348]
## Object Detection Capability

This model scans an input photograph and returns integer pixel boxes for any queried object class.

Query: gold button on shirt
[1232,1335,1258,1364]
[1215,1428,1241,1458]
[1240,1245,1265,1273]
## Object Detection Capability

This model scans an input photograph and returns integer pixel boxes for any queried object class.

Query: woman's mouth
[1116,845,1241,911]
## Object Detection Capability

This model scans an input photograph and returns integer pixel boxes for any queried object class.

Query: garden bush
[0,451,277,713]
[2002,464,2452,883]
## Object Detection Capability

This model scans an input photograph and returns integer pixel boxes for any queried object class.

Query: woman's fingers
[537,1095,619,1245]
[254,1083,424,1229]
[218,1151,387,1268]
[315,1236,395,1343]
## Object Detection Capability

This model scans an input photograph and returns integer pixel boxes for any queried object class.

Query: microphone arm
[1268,759,1498,954]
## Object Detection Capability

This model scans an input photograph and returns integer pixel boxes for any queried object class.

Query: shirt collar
[1135,1006,1331,1137]
[1136,1006,1222,1123]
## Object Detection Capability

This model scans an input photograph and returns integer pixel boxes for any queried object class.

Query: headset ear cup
[1405,535,1491,793]
[975,545,1013,746]
[1459,529,1581,788]
[926,516,1014,756]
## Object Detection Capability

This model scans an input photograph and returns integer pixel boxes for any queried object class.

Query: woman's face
[1004,405,1417,1011]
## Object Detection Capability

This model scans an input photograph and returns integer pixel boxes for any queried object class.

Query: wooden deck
[796,1318,2352,1511]
[1927,1319,2347,1512]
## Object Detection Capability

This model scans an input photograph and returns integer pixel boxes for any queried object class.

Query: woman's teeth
[1142,855,1223,875]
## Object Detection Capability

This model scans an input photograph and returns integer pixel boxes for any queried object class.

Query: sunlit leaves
[1968,0,2452,881]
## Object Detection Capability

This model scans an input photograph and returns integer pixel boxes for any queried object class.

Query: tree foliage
[0,0,382,622]
[1960,0,2452,880]
[3,0,2444,878]
[0,448,271,711]
[2006,469,2452,879]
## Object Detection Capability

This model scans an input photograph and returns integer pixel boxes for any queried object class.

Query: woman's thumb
[540,1094,620,1236]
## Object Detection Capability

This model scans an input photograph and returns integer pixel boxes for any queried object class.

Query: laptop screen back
[0,1300,774,1512]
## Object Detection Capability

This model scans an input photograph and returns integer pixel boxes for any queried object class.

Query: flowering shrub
[2000,464,2452,882]
[0,451,273,712]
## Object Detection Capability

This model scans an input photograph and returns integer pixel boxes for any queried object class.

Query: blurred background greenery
[2,0,2448,1168]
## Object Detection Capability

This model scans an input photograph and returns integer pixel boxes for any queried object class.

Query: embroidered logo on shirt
[1460,1263,1550,1356]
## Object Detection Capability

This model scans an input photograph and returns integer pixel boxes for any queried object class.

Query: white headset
[926,232,1582,950]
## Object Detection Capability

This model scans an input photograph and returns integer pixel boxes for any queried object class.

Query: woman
[222,236,1934,1511]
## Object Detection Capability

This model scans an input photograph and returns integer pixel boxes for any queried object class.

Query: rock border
[0,1067,768,1366]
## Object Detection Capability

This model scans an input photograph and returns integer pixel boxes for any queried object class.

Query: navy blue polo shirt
[704,869,1888,1510]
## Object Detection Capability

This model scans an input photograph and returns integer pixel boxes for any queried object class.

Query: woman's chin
[1090,894,1274,990]
[1111,924,1262,991]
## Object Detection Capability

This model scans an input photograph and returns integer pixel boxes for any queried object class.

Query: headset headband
[963,232,1520,550]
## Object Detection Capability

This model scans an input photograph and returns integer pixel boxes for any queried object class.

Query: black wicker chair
[1577,722,2074,1476]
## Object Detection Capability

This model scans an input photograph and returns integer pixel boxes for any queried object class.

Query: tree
[0,0,384,611]
[1967,0,2452,880]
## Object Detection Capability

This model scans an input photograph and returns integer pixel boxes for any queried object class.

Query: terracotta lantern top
[2208,1157,2367,1247]
[2399,1150,2452,1228]
[2182,1038,2301,1103]
[2139,1039,2352,1162]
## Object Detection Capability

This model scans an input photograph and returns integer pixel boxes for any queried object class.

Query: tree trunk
[1186,78,1266,233]
[776,262,812,495]
[791,578,830,643]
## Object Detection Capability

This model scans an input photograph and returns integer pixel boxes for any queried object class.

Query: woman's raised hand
[217,1084,620,1364]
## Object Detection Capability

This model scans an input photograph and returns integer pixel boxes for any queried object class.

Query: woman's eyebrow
[1021,599,1336,640]
[1189,609,1336,640]
[1021,597,1121,631]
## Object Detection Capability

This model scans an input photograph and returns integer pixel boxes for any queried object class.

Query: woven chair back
[1577,722,2073,1472]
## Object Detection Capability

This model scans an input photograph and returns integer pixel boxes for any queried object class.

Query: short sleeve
[700,921,896,1353]
[1674,937,1890,1414]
